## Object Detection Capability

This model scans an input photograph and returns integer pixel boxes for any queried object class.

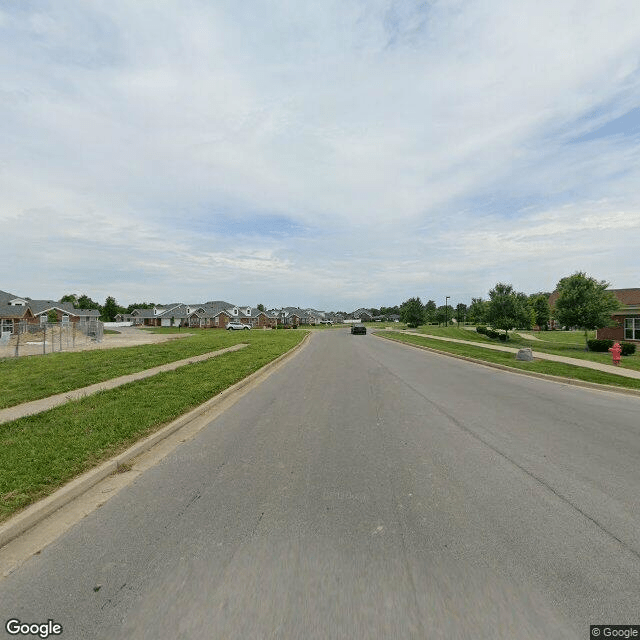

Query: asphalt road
[1,330,639,639]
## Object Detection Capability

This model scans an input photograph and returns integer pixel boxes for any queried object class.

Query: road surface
[1,330,639,638]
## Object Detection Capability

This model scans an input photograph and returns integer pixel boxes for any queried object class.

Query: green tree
[434,305,448,325]
[552,272,620,347]
[423,300,437,323]
[467,297,488,324]
[455,303,467,324]
[101,296,119,322]
[257,303,265,312]
[486,283,534,339]
[60,294,78,306]
[47,310,58,323]
[380,305,400,316]
[77,294,101,310]
[400,297,425,328]
[528,294,551,329]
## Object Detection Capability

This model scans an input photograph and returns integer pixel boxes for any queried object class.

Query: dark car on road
[351,325,366,335]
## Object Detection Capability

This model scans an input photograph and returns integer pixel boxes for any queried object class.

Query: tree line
[59,294,156,322]
[395,272,619,345]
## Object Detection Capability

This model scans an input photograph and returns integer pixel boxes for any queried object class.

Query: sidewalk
[0,343,248,425]
[387,330,640,380]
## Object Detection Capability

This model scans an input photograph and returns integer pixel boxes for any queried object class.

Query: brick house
[0,290,100,337]
[595,288,640,342]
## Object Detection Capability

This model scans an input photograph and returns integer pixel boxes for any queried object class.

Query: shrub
[485,329,500,339]
[587,339,614,352]
[621,342,636,356]
[476,326,487,335]
[498,333,508,341]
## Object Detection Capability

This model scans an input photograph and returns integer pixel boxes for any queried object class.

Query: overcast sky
[2,1,639,310]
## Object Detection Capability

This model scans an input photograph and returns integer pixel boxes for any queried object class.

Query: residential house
[595,288,640,342]
[351,308,374,322]
[0,290,35,337]
[0,290,100,336]
[126,301,277,329]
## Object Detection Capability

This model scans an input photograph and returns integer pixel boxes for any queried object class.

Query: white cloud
[1,1,640,307]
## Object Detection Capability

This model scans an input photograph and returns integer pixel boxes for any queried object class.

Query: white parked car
[226,322,251,330]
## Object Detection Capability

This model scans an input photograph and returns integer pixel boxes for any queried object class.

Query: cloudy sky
[2,1,639,310]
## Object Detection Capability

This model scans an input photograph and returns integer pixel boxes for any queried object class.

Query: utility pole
[445,296,450,327]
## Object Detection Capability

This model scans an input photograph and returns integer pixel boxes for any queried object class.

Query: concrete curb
[374,332,640,398]
[0,332,311,549]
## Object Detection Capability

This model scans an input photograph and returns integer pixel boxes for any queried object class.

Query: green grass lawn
[377,332,640,389]
[0,330,306,521]
[403,326,640,371]
[516,329,595,345]
[0,328,279,409]
[414,325,494,341]
[375,331,640,390]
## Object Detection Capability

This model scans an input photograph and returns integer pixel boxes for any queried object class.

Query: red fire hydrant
[608,342,622,366]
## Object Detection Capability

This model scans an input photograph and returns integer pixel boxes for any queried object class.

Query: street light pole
[445,296,450,327]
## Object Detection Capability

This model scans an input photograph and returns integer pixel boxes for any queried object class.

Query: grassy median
[375,331,640,391]
[0,328,275,409]
[0,330,305,521]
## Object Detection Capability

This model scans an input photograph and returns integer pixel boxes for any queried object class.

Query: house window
[624,318,640,340]
[40,315,47,325]
[1,319,13,333]
[62,315,70,325]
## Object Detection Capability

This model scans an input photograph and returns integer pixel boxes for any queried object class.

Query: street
[1,329,639,639]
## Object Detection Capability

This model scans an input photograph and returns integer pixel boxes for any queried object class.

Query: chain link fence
[0,320,103,359]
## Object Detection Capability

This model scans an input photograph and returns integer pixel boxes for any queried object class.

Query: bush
[486,329,500,339]
[476,326,487,335]
[621,342,636,356]
[587,339,614,352]
[498,333,508,341]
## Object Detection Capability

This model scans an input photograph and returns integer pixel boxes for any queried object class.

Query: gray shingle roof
[0,304,31,319]
[0,290,24,303]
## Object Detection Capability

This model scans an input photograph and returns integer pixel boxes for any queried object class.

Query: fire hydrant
[608,342,622,366]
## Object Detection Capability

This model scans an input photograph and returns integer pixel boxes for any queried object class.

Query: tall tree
[467,297,488,324]
[486,283,534,339]
[434,306,449,326]
[528,294,551,329]
[77,294,101,310]
[400,297,425,328]
[455,303,467,324]
[59,294,78,306]
[257,303,265,312]
[101,296,119,322]
[423,300,437,323]
[553,272,620,347]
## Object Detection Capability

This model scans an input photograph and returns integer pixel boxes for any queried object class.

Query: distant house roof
[0,290,24,303]
[0,304,33,319]
[608,288,640,307]
[549,287,640,309]
[204,301,236,314]
[28,300,76,315]
[131,309,157,318]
